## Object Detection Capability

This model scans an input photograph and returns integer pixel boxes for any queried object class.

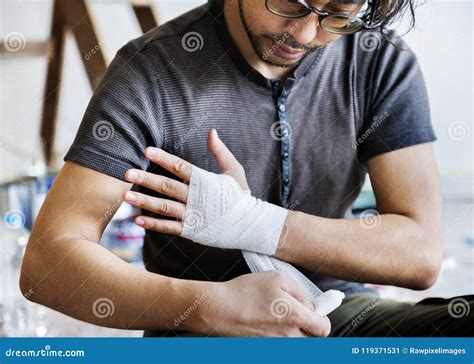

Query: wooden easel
[1,0,159,167]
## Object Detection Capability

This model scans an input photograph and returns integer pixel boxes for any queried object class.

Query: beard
[237,0,321,68]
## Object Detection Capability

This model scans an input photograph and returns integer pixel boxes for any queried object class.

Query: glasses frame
[265,0,375,35]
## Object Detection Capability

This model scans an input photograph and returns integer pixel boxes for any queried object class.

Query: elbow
[19,271,36,302]
[19,244,43,304]
[411,260,441,290]
[19,255,36,302]
[409,238,443,291]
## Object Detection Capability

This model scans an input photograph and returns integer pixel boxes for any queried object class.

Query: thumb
[208,129,249,190]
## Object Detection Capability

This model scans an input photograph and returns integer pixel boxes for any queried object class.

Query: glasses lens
[266,0,309,18]
[321,15,363,34]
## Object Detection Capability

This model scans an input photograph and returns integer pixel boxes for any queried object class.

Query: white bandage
[243,251,345,316]
[180,165,345,316]
[180,166,288,255]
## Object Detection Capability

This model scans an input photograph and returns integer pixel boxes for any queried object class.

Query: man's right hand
[187,271,331,337]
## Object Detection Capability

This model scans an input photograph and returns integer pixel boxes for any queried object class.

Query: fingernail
[135,218,145,226]
[125,192,137,202]
[214,129,219,138]
[145,147,157,157]
[126,170,139,182]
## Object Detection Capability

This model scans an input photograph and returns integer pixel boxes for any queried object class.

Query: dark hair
[361,0,425,35]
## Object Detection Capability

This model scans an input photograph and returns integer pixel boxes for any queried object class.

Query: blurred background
[0,0,472,337]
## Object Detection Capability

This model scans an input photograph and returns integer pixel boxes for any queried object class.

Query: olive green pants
[328,294,473,337]
[144,294,474,337]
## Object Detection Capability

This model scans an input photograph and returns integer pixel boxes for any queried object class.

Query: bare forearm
[275,211,442,289]
[20,237,212,331]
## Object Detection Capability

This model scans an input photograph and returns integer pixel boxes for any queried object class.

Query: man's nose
[287,14,319,46]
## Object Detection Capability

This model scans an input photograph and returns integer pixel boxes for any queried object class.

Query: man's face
[238,0,365,68]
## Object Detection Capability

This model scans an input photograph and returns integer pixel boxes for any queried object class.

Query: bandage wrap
[243,252,345,316]
[181,165,345,316]
[180,166,288,255]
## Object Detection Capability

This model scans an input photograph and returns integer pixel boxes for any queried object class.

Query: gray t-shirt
[64,0,436,330]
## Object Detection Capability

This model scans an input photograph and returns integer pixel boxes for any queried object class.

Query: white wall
[1,0,472,192]
[402,0,473,197]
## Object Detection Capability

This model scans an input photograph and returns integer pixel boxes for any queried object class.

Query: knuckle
[140,173,149,186]
[162,179,175,193]
[135,194,145,207]
[164,224,175,234]
[149,219,158,230]
[270,270,284,280]
[174,161,185,172]
[159,201,170,214]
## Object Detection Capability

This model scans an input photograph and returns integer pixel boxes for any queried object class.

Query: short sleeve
[357,33,437,162]
[64,41,163,181]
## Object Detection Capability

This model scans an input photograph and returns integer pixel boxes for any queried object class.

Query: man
[21,0,473,337]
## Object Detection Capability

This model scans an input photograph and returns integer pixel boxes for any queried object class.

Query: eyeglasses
[265,0,374,35]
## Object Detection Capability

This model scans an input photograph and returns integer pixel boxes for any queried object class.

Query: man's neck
[223,0,294,81]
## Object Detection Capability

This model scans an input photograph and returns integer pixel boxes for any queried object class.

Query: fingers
[125,169,188,203]
[297,308,331,337]
[134,216,183,235]
[124,191,186,220]
[208,129,239,174]
[144,147,193,183]
[278,276,331,337]
[280,276,315,311]
[279,293,330,337]
[208,129,249,190]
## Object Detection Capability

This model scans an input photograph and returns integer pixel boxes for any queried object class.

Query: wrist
[169,278,217,334]
[275,209,298,257]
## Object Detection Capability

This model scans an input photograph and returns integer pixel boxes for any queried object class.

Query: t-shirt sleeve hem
[63,146,136,182]
[359,130,437,162]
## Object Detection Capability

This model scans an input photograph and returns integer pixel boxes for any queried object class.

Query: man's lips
[272,42,305,60]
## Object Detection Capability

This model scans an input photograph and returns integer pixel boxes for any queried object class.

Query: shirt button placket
[274,77,295,208]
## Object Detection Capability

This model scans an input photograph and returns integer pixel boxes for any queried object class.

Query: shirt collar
[207,0,323,90]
